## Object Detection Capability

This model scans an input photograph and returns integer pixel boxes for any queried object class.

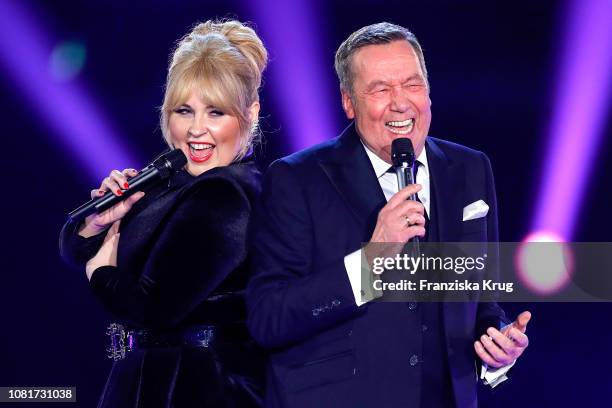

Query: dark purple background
[1,0,610,406]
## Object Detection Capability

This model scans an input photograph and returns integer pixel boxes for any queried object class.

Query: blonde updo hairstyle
[160,20,268,161]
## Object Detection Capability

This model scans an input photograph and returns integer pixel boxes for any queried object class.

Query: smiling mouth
[385,118,414,135]
[188,142,214,163]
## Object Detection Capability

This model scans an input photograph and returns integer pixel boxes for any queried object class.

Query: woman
[59,19,267,407]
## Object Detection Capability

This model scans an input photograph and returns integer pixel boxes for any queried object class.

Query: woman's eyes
[174,107,191,115]
[173,107,225,116]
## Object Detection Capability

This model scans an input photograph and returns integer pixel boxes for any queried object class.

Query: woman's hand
[86,220,121,280]
[78,168,145,238]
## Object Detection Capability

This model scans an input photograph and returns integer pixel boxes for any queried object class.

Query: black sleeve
[58,219,107,270]
[475,152,510,338]
[246,160,363,349]
[89,178,252,328]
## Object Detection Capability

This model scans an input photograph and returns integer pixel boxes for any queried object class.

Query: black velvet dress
[59,161,264,407]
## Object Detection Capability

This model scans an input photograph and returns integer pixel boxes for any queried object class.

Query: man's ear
[341,89,355,119]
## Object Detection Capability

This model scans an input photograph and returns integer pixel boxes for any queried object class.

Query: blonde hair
[160,20,268,161]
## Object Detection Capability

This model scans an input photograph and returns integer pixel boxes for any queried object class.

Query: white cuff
[480,323,516,388]
[344,249,368,306]
[481,360,515,388]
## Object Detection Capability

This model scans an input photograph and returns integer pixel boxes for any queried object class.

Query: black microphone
[391,138,420,247]
[68,149,187,222]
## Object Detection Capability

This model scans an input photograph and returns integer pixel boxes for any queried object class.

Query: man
[247,22,530,407]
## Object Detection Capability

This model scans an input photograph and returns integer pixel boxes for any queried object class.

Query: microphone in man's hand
[391,138,420,245]
[68,149,187,222]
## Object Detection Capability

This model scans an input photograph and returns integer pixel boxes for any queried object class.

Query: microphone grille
[153,149,187,178]
[391,138,415,167]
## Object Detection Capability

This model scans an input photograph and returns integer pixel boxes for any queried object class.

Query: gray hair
[334,22,428,96]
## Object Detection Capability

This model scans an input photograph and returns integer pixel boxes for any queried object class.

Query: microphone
[391,138,420,247]
[68,149,187,222]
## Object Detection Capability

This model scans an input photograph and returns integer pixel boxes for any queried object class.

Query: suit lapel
[427,138,477,398]
[316,130,467,241]
[427,138,464,242]
[318,123,387,237]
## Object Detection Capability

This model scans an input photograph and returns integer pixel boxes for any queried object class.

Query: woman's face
[168,91,244,176]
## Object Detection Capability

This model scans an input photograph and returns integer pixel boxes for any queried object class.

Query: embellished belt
[105,323,219,361]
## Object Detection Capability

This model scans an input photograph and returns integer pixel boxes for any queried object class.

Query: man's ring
[405,216,414,226]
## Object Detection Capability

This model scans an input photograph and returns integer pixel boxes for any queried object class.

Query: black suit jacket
[247,124,507,407]
[59,161,264,407]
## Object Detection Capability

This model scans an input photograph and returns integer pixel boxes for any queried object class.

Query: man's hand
[364,184,426,268]
[474,311,531,368]
[369,184,426,243]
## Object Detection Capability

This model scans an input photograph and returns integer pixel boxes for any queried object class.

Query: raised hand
[369,184,426,243]
[78,168,145,238]
[474,311,531,368]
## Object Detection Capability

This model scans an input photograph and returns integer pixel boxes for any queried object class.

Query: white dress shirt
[344,141,429,306]
[343,140,513,387]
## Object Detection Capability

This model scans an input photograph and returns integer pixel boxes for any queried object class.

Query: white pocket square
[462,200,489,221]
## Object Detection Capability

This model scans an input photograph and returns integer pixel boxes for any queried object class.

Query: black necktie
[413,161,429,242]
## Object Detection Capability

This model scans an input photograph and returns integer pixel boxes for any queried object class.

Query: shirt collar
[361,139,429,178]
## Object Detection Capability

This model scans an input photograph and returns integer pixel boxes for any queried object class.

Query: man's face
[342,40,431,163]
